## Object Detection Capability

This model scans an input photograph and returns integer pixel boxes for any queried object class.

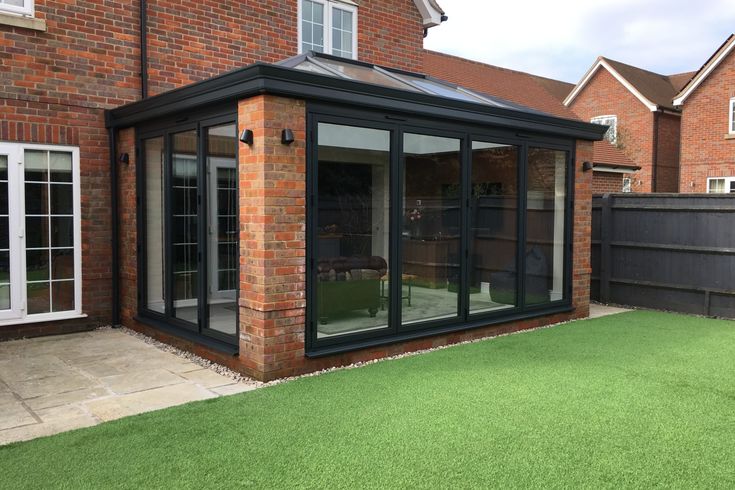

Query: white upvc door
[0,143,23,320]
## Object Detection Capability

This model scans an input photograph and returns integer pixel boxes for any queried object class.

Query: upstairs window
[591,115,618,144]
[729,98,735,134]
[0,0,33,16]
[299,0,357,59]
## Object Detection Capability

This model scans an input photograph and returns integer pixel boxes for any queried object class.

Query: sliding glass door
[308,110,573,352]
[139,117,238,343]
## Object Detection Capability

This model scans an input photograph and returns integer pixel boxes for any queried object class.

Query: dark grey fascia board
[106,63,608,141]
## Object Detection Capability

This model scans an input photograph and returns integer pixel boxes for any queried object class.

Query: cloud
[424,0,735,82]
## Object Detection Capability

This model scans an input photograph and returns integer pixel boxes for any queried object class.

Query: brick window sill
[725,134,735,140]
[0,11,46,31]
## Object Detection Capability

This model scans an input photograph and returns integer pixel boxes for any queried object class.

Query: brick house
[1,0,605,381]
[674,34,735,193]
[564,57,694,193]
[424,50,641,194]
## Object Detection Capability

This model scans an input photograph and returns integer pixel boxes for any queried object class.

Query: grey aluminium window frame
[305,103,576,357]
[134,108,240,351]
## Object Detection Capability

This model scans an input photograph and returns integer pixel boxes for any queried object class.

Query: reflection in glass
[206,123,238,336]
[470,142,519,314]
[0,155,8,310]
[402,133,460,324]
[145,137,165,313]
[171,130,199,323]
[316,123,390,338]
[24,149,75,314]
[526,148,567,305]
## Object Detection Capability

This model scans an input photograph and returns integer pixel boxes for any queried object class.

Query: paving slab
[100,369,187,395]
[589,303,633,319]
[0,328,261,445]
[84,383,217,422]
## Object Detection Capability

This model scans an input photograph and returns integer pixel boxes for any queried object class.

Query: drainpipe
[652,110,659,192]
[140,0,148,99]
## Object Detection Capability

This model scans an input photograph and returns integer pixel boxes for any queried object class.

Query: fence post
[599,194,612,303]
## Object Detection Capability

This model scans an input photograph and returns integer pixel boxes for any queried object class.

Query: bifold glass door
[140,121,238,342]
[309,114,572,350]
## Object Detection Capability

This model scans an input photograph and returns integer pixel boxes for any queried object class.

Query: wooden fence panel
[591,194,735,318]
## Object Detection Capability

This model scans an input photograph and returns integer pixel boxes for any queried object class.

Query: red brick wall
[145,0,425,95]
[679,50,735,192]
[655,112,681,192]
[0,0,428,340]
[231,94,593,381]
[592,172,624,194]
[569,68,656,193]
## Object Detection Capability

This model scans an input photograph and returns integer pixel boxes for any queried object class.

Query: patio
[0,328,258,446]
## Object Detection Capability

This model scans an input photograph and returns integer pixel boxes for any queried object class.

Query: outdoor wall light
[239,129,254,145]
[119,153,130,165]
[281,128,295,145]
[582,161,594,172]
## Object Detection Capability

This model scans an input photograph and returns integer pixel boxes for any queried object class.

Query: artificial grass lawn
[2,311,735,488]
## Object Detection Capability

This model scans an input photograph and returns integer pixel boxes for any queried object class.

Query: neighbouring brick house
[424,50,640,194]
[564,57,694,193]
[674,34,735,193]
[2,0,606,381]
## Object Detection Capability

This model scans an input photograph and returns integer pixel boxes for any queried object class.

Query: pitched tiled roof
[667,71,696,93]
[423,50,577,119]
[600,58,686,111]
[592,140,639,169]
[674,34,735,105]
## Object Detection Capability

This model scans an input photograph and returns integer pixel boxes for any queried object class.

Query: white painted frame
[0,0,33,17]
[0,142,83,326]
[707,176,735,193]
[590,115,618,144]
[729,98,735,134]
[298,0,358,60]
[564,59,658,112]
[674,36,735,106]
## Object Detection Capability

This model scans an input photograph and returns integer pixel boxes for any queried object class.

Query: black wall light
[582,161,594,172]
[239,129,254,145]
[281,128,295,145]
[119,153,130,165]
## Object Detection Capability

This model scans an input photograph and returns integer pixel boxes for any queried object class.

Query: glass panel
[52,280,75,312]
[0,154,9,310]
[470,141,519,314]
[51,248,74,280]
[24,150,48,182]
[526,148,567,306]
[301,0,324,52]
[49,152,73,182]
[316,58,414,90]
[316,123,390,338]
[206,123,238,336]
[172,130,199,323]
[402,133,461,325]
[709,179,725,193]
[25,183,47,215]
[50,184,73,215]
[145,137,165,314]
[331,8,353,58]
[27,282,50,314]
[26,249,49,282]
[51,217,73,247]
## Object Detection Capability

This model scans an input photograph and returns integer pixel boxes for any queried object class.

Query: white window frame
[0,0,34,17]
[0,142,83,326]
[729,98,735,134]
[298,0,358,60]
[707,176,735,194]
[590,115,618,144]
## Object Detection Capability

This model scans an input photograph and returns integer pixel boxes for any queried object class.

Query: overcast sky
[423,0,735,83]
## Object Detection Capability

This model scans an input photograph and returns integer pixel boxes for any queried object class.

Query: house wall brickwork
[0,0,428,340]
[568,68,681,193]
[655,112,681,192]
[679,49,735,193]
[592,172,624,194]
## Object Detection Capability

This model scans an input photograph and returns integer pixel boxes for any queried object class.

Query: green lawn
[2,310,735,488]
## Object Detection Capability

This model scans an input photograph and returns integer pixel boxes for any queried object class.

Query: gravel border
[105,306,634,390]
